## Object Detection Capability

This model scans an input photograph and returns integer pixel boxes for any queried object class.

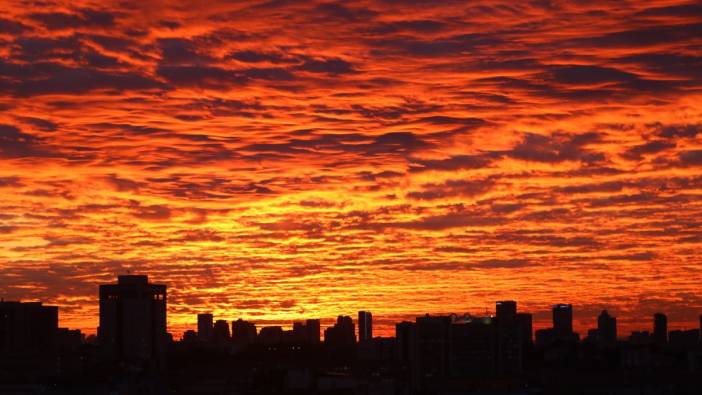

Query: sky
[0,0,701,338]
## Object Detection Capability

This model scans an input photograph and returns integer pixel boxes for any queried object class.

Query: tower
[496,301,517,324]
[654,312,667,345]
[597,310,617,347]
[495,301,522,375]
[552,304,573,339]
[98,275,167,370]
[197,313,213,341]
[358,311,373,343]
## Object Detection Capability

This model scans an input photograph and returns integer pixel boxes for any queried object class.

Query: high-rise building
[0,301,58,354]
[358,311,373,343]
[197,313,213,341]
[258,326,283,344]
[411,314,451,391]
[653,312,667,345]
[232,318,257,344]
[409,314,505,391]
[286,320,320,344]
[516,313,533,347]
[496,301,517,324]
[212,320,230,344]
[597,310,617,347]
[552,304,573,338]
[98,275,167,370]
[292,322,306,342]
[305,319,320,344]
[324,315,356,348]
[395,321,414,363]
[495,301,522,375]
[450,316,497,377]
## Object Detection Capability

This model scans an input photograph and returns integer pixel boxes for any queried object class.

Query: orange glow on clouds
[0,0,701,337]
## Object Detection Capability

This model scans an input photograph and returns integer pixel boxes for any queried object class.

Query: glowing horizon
[1,0,701,338]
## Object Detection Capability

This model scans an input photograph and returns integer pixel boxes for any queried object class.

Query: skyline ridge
[4,273,701,339]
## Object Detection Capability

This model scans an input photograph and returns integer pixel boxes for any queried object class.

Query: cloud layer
[0,0,701,336]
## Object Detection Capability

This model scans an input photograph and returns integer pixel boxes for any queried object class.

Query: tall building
[409,314,506,391]
[258,326,283,344]
[286,320,319,344]
[197,313,213,341]
[212,320,230,344]
[495,301,522,375]
[292,322,306,343]
[395,321,414,363]
[305,319,320,344]
[324,315,356,348]
[98,275,167,370]
[232,318,257,344]
[450,316,497,377]
[516,312,533,347]
[597,310,617,347]
[411,315,451,391]
[552,304,573,338]
[0,301,58,354]
[653,312,667,345]
[358,311,373,343]
[496,301,517,324]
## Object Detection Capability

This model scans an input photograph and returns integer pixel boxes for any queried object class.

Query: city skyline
[3,274,701,393]
[1,0,702,343]
[4,273,701,340]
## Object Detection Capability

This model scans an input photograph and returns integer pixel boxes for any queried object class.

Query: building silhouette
[411,314,451,390]
[597,310,617,347]
[496,300,516,322]
[516,312,533,349]
[292,321,306,343]
[0,301,84,382]
[324,315,356,348]
[450,315,498,376]
[305,319,320,344]
[395,321,414,364]
[495,301,522,374]
[232,318,257,345]
[0,301,58,354]
[5,288,702,394]
[212,320,230,344]
[653,312,667,345]
[668,329,699,349]
[552,303,573,339]
[404,311,524,392]
[358,311,372,343]
[259,326,284,345]
[98,275,167,371]
[182,329,197,343]
[197,313,213,341]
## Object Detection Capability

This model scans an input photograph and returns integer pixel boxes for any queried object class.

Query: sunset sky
[1,0,701,337]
